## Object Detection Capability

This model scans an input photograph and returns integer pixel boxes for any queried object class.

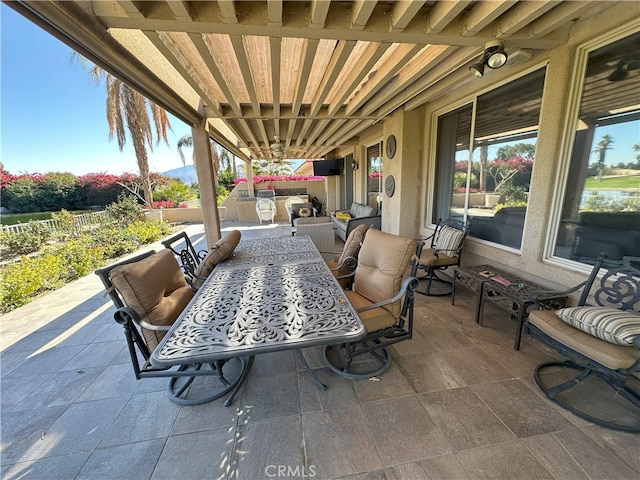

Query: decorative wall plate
[386,134,396,159]
[385,175,395,197]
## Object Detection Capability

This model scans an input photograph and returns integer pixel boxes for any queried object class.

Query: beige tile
[361,395,452,465]
[471,378,574,437]
[384,454,471,480]
[419,387,515,451]
[456,440,554,479]
[431,345,513,387]
[231,416,304,480]
[521,433,591,480]
[582,425,640,475]
[352,362,415,403]
[302,405,383,478]
[552,429,639,479]
[395,353,455,393]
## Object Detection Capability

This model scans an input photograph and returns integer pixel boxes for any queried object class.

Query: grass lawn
[0,211,92,226]
[584,175,640,190]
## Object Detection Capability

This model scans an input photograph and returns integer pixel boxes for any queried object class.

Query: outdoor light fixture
[351,158,359,170]
[469,41,508,78]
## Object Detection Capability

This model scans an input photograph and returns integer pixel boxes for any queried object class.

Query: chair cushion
[346,290,396,332]
[555,306,640,346]
[292,203,313,218]
[418,248,459,267]
[109,250,194,349]
[193,230,241,289]
[529,309,640,370]
[349,202,377,218]
[337,224,368,265]
[435,225,464,255]
[354,229,416,319]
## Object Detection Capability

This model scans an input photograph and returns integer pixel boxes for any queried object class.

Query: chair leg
[416,268,454,296]
[534,360,640,432]
[164,357,250,406]
[323,342,392,380]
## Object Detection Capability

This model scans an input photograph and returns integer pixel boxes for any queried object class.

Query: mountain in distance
[161,164,197,184]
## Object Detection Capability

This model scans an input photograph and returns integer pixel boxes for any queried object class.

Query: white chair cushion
[435,225,464,255]
[555,306,640,346]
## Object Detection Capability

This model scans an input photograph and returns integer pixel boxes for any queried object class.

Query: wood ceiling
[10,1,613,162]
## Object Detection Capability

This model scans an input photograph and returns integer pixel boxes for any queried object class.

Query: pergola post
[192,119,221,248]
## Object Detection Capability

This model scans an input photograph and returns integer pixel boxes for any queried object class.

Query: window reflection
[366,142,383,210]
[434,69,546,249]
[554,32,640,263]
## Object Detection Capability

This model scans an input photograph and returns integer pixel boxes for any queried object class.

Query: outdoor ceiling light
[469,41,508,78]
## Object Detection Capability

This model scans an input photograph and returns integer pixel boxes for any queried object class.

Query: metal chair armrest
[529,281,587,308]
[113,306,172,332]
[356,277,417,313]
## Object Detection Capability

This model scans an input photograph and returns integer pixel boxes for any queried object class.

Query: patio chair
[526,255,640,432]
[325,223,368,289]
[95,250,248,405]
[416,218,470,296]
[323,229,422,379]
[255,198,277,224]
[163,230,241,290]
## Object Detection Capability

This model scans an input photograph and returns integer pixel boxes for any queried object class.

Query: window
[553,32,640,264]
[366,142,383,209]
[434,69,546,249]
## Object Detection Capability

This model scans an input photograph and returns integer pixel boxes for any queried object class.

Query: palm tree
[177,134,221,181]
[633,143,640,165]
[592,134,614,181]
[75,54,171,206]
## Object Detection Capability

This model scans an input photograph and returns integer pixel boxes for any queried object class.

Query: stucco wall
[409,3,639,293]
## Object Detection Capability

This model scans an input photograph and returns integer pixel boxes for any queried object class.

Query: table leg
[296,349,327,390]
[475,283,484,324]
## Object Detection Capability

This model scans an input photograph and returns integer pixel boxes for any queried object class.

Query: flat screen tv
[313,158,342,176]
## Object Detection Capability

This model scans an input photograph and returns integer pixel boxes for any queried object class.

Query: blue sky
[1,4,193,177]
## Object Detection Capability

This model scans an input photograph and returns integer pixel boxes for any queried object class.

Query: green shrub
[0,253,66,312]
[51,236,105,279]
[90,226,141,258]
[0,221,52,255]
[125,219,173,244]
[51,209,77,238]
[106,194,145,225]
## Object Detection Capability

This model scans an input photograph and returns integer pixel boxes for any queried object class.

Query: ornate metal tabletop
[151,237,365,366]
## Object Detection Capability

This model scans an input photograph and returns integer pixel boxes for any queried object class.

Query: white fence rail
[1,211,111,235]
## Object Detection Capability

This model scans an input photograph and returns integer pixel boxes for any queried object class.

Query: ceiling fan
[269,136,286,162]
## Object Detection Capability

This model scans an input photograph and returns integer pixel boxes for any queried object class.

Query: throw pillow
[435,225,464,255]
[555,306,640,346]
[192,230,241,288]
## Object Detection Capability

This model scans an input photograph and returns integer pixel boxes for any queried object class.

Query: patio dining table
[150,236,366,406]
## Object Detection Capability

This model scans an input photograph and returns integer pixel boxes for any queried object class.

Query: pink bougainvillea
[233,175,325,185]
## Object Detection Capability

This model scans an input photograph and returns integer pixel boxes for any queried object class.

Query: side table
[453,265,567,350]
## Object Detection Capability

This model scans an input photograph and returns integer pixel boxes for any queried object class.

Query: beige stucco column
[192,120,221,248]
[383,107,424,238]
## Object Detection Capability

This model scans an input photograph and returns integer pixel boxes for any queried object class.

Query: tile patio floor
[1,222,638,480]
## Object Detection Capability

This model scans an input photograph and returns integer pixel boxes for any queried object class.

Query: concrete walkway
[1,222,638,480]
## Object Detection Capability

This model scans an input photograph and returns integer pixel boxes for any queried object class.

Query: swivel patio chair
[325,223,368,289]
[526,255,640,432]
[324,229,422,379]
[163,230,241,290]
[95,250,248,405]
[255,198,277,224]
[416,218,470,296]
